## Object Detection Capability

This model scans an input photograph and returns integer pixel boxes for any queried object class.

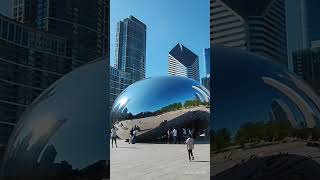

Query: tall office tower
[286,0,309,71]
[304,0,320,45]
[13,0,37,25]
[202,48,210,91]
[110,66,132,107]
[168,43,200,82]
[114,16,146,83]
[212,0,287,65]
[292,42,320,95]
[13,0,109,66]
[210,0,214,44]
[204,48,210,77]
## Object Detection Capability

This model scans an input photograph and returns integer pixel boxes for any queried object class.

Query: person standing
[132,129,138,144]
[186,135,195,161]
[111,126,117,148]
[183,127,187,141]
[129,128,134,144]
[173,128,178,144]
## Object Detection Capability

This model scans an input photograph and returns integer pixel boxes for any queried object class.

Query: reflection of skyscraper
[269,99,297,127]
[287,0,320,71]
[202,48,210,91]
[212,0,287,65]
[168,43,200,82]
[13,0,37,25]
[304,0,320,45]
[115,16,146,83]
[1,0,110,162]
[293,44,320,95]
[204,48,210,77]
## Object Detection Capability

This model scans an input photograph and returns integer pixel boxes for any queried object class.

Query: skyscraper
[202,48,211,91]
[13,0,109,65]
[115,16,146,83]
[212,0,287,65]
[110,66,132,107]
[292,43,320,95]
[204,48,210,77]
[168,43,200,82]
[13,0,36,25]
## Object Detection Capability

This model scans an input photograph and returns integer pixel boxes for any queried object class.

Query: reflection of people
[173,128,178,144]
[129,128,134,144]
[167,129,171,144]
[186,135,195,161]
[111,126,117,148]
[183,127,187,141]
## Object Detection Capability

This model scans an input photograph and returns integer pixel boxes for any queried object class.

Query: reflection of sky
[114,76,201,115]
[211,47,320,135]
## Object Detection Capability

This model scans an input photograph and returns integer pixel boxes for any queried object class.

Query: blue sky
[110,0,210,78]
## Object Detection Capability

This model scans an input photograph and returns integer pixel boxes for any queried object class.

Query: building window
[2,21,8,38]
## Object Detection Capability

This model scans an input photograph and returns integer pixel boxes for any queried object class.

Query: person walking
[173,128,178,144]
[186,135,195,161]
[111,126,117,148]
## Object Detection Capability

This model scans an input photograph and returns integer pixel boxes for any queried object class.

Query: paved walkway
[111,140,210,180]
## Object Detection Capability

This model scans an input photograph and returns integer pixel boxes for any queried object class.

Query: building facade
[293,45,320,95]
[0,13,75,146]
[13,0,37,25]
[168,43,200,82]
[212,0,287,65]
[13,0,109,65]
[114,16,146,83]
[110,66,132,107]
[202,48,210,91]
[204,48,210,77]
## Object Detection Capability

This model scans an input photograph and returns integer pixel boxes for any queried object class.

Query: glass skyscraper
[13,0,109,65]
[204,48,210,77]
[212,0,287,65]
[168,43,200,82]
[114,15,146,83]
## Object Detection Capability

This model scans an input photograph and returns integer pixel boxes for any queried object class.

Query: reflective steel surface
[111,76,210,142]
[211,46,320,179]
[0,60,109,180]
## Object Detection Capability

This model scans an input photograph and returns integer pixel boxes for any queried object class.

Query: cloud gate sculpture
[211,46,320,179]
[0,60,109,180]
[111,76,210,142]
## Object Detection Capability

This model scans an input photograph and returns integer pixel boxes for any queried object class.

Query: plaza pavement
[111,139,210,180]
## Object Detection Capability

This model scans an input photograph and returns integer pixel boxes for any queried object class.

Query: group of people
[111,126,139,148]
[166,127,194,144]
[111,125,196,162]
[166,127,195,161]
[129,127,138,144]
